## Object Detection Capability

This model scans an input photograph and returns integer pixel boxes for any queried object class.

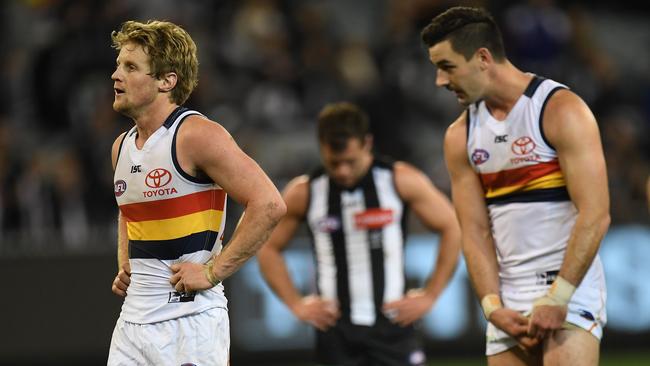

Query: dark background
[0,0,648,364]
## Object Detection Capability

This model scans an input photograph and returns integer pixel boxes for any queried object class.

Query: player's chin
[112,100,131,113]
[456,95,471,107]
[112,101,124,112]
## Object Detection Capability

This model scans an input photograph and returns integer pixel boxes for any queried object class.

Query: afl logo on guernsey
[145,168,172,188]
[317,216,341,233]
[471,149,490,165]
[114,180,127,197]
[511,136,536,155]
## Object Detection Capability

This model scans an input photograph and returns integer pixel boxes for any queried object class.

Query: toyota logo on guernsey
[510,136,540,164]
[511,136,536,155]
[143,168,178,198]
[471,149,490,165]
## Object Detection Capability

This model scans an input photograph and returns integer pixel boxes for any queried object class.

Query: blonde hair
[111,20,198,105]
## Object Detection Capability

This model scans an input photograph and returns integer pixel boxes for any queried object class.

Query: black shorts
[315,318,426,366]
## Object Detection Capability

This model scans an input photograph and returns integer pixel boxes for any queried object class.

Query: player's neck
[484,63,533,119]
[133,102,179,141]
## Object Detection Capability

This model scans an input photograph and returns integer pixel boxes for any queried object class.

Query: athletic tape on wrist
[548,276,575,305]
[481,293,503,320]
[534,275,576,307]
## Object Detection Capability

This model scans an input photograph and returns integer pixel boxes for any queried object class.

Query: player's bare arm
[258,176,340,331]
[528,89,610,338]
[170,115,286,292]
[111,132,131,297]
[444,114,499,303]
[646,176,650,213]
[445,114,538,349]
[382,162,461,326]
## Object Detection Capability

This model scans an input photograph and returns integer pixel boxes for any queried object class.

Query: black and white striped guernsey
[306,158,409,326]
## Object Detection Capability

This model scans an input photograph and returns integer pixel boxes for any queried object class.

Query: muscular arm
[445,115,535,346]
[111,132,131,297]
[117,212,128,271]
[647,176,650,214]
[176,116,287,285]
[544,90,610,287]
[382,162,461,326]
[444,115,499,300]
[527,89,610,340]
[258,176,308,309]
[397,162,460,300]
[257,176,340,330]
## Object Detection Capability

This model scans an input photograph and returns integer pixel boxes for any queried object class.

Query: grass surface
[430,352,650,365]
[285,351,650,366]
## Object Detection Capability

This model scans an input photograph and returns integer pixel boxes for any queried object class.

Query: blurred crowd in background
[0,0,648,255]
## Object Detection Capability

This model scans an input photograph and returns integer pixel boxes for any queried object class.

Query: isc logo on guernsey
[143,168,178,198]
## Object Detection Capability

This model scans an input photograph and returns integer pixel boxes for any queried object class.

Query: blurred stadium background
[0,0,648,365]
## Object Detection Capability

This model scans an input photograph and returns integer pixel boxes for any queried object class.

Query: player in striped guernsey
[422,6,609,366]
[107,20,286,366]
[258,102,461,365]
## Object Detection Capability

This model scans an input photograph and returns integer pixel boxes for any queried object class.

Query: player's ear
[159,72,177,93]
[363,134,373,151]
[476,48,493,70]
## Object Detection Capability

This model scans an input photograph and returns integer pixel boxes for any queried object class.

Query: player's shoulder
[179,114,230,138]
[543,87,597,145]
[445,111,468,146]
[175,113,236,160]
[545,87,588,114]
[111,129,131,168]
[392,160,435,201]
[112,130,128,149]
[285,175,310,192]
[393,160,424,178]
[283,175,310,215]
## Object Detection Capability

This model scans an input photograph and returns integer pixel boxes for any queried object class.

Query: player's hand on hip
[528,302,568,340]
[382,288,436,327]
[169,262,212,292]
[291,295,340,331]
[111,265,131,297]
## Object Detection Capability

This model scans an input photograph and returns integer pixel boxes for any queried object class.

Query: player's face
[111,42,160,117]
[428,40,486,107]
[320,137,373,188]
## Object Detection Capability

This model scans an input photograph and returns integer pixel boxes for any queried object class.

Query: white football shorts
[486,261,607,356]
[108,306,229,365]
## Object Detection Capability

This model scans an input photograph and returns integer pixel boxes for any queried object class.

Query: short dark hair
[317,102,370,152]
[420,6,506,62]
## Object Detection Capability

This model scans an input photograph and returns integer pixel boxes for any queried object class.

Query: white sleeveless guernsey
[466,76,604,291]
[113,107,228,324]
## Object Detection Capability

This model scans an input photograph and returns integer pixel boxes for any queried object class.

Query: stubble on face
[429,41,478,107]
[112,43,158,118]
